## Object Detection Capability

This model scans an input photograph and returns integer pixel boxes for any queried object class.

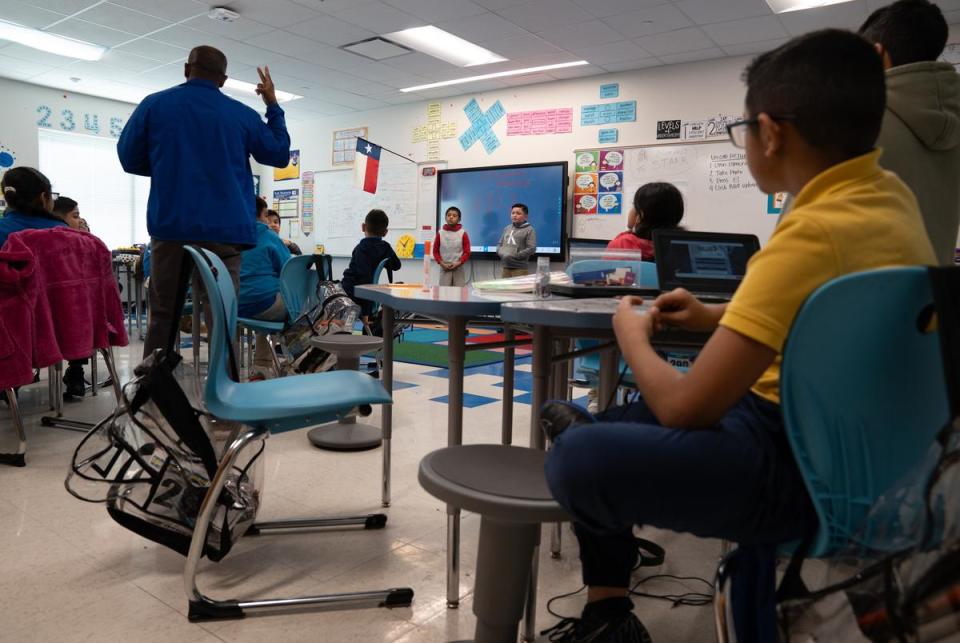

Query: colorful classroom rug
[376,324,532,369]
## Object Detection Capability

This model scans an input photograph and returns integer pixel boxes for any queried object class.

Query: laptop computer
[652,230,761,303]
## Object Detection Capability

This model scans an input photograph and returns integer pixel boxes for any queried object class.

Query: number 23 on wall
[37,105,125,138]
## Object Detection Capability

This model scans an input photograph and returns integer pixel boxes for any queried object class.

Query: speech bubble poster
[598,171,622,193]
[598,192,622,215]
[575,150,598,172]
[599,149,623,172]
[575,193,598,214]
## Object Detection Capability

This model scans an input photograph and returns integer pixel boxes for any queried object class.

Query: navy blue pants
[545,394,817,641]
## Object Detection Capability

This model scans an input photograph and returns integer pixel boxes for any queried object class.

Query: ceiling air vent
[340,37,412,61]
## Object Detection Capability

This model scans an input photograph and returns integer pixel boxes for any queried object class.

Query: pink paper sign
[506,108,574,136]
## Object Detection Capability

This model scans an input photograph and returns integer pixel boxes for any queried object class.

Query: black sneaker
[539,400,595,443]
[538,611,652,642]
[63,365,86,399]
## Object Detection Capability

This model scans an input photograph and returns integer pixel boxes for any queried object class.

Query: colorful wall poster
[598,192,622,215]
[599,149,624,172]
[599,83,619,99]
[332,127,367,166]
[412,103,456,160]
[767,192,788,215]
[301,171,314,235]
[273,149,300,180]
[574,173,598,195]
[272,188,299,219]
[459,98,505,154]
[575,150,598,172]
[598,128,618,144]
[505,108,573,136]
[580,100,637,126]
[574,194,598,215]
[598,171,623,193]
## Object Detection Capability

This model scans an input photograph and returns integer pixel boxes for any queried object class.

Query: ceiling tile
[181,14,275,40]
[634,26,715,56]
[0,54,56,79]
[114,37,188,63]
[144,24,211,49]
[64,59,149,84]
[498,0,594,31]
[382,51,462,75]
[20,0,101,15]
[498,71,557,87]
[0,1,66,29]
[348,62,432,87]
[572,40,652,65]
[246,29,329,59]
[284,14,376,47]
[572,0,666,19]
[721,37,788,57]
[290,0,379,13]
[470,0,531,9]
[547,63,605,79]
[1,42,81,66]
[479,34,565,59]
[192,36,288,68]
[275,59,358,85]
[331,1,425,33]
[603,4,693,38]
[306,86,387,109]
[381,0,488,22]
[48,18,137,47]
[777,1,869,36]
[220,0,323,29]
[701,15,787,46]
[307,45,380,71]
[658,46,724,65]
[436,12,531,43]
[75,3,171,35]
[106,0,207,22]
[673,0,773,25]
[95,49,164,72]
[534,20,623,47]
[600,57,662,72]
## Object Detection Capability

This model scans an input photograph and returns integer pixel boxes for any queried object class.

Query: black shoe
[63,366,86,399]
[539,605,652,642]
[539,400,595,443]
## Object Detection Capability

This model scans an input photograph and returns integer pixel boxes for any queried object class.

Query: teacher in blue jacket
[118,45,291,359]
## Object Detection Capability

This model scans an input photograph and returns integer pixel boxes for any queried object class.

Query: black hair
[265,209,280,221]
[445,206,462,219]
[744,29,886,160]
[632,182,684,240]
[53,196,78,216]
[365,208,389,236]
[187,45,228,78]
[511,203,528,216]
[2,167,53,217]
[860,0,948,66]
[255,195,268,215]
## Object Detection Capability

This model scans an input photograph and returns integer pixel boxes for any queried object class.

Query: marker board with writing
[572,140,777,244]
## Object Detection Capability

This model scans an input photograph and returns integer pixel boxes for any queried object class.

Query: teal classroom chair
[714,266,951,641]
[181,246,413,620]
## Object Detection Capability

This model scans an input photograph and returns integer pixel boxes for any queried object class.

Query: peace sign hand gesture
[256,66,278,106]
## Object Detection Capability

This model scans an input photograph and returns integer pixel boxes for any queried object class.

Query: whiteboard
[572,140,778,244]
[311,161,419,256]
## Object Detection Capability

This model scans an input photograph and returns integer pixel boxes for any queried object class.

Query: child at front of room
[496,202,537,278]
[432,206,471,286]
[537,29,935,643]
[341,208,401,320]
[606,182,684,260]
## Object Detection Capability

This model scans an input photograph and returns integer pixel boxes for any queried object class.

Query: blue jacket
[0,210,68,248]
[117,79,290,247]
[239,222,291,317]
[341,236,401,315]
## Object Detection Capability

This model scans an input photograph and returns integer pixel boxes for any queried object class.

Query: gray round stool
[307,334,385,451]
[419,444,569,643]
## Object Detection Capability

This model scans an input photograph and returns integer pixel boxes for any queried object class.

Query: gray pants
[439,264,467,286]
[252,294,287,369]
[502,267,528,279]
[143,239,242,359]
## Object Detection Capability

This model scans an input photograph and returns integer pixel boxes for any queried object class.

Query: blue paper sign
[599,128,619,143]
[459,98,506,154]
[580,101,637,126]
[600,83,619,99]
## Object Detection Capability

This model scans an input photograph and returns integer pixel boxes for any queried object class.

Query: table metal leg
[381,306,394,509]
[501,326,515,446]
[529,325,550,450]
[598,348,619,413]
[446,314,467,608]
[125,268,133,336]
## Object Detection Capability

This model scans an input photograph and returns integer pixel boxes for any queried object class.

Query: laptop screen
[653,230,761,296]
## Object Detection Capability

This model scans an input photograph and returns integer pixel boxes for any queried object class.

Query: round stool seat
[310,334,383,359]
[419,445,568,524]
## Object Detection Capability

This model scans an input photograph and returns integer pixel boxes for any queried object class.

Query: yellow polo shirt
[719,150,936,404]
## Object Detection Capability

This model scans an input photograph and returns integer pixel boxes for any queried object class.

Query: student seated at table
[606,182,684,260]
[538,29,935,643]
[341,209,401,320]
[239,196,291,380]
[264,209,302,255]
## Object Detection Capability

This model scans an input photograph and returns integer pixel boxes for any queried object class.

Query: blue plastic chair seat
[238,317,284,334]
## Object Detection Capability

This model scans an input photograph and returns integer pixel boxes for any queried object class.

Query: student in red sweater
[606,182,684,259]
[433,206,472,286]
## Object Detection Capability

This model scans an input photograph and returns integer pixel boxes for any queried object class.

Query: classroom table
[354,283,541,609]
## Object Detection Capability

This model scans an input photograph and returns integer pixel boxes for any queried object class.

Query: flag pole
[357,137,418,164]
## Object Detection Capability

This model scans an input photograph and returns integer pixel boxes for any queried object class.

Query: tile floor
[0,340,721,642]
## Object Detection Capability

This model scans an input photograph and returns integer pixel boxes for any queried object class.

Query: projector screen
[436,162,568,260]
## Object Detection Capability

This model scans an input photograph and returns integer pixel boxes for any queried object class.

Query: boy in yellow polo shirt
[539,29,935,643]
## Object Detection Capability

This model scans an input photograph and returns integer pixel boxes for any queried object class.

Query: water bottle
[535,256,550,298]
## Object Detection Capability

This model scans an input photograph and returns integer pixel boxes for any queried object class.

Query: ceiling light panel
[0,19,107,61]
[400,60,590,92]
[223,78,303,103]
[384,26,507,67]
[765,0,857,13]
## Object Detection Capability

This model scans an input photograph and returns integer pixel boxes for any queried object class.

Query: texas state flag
[354,138,381,194]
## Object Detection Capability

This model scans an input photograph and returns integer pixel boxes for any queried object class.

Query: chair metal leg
[714,550,737,643]
[265,333,284,377]
[184,427,413,621]
[91,352,98,396]
[550,522,562,559]
[447,508,461,608]
[381,306,394,508]
[41,348,123,432]
[192,299,201,377]
[47,366,55,411]
[54,362,63,417]
[1,388,27,467]
[521,545,541,642]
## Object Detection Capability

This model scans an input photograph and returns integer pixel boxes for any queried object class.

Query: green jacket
[879,61,960,265]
